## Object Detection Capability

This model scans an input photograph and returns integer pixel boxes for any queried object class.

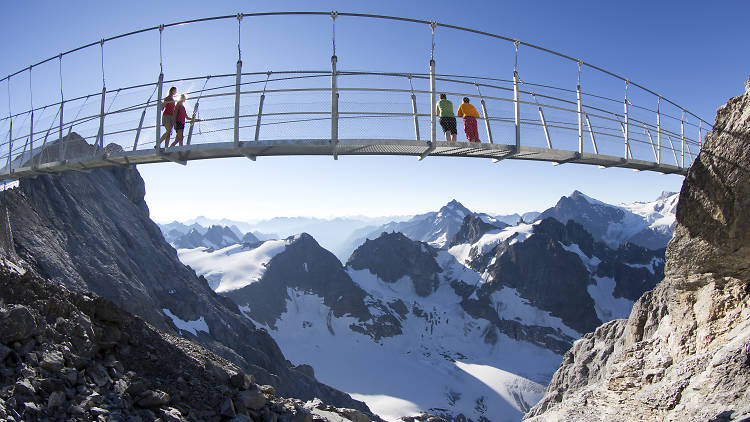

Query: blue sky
[2,1,748,222]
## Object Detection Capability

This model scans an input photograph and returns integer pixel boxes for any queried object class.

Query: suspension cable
[625,79,629,104]
[430,21,437,61]
[577,60,582,86]
[59,54,64,102]
[99,40,105,88]
[159,25,164,74]
[237,13,243,61]
[331,11,338,57]
[408,74,416,93]
[262,72,271,93]
[196,75,211,135]
[6,77,10,120]
[514,40,520,74]
[28,66,33,111]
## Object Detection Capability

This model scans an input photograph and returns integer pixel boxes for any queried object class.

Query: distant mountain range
[172,191,676,420]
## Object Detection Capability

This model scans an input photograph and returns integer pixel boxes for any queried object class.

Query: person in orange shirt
[456,97,481,142]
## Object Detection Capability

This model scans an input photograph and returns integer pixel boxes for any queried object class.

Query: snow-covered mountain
[536,190,678,249]
[169,224,260,250]
[352,200,506,254]
[177,210,665,421]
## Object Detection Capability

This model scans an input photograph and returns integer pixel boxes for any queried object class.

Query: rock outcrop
[0,261,374,422]
[347,232,442,297]
[524,79,750,421]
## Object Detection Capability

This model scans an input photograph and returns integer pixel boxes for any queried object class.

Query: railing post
[411,93,420,141]
[234,59,242,148]
[97,86,106,151]
[576,84,583,154]
[254,94,265,141]
[6,120,11,173]
[156,72,163,149]
[624,81,630,159]
[656,96,661,165]
[330,55,338,147]
[476,85,493,144]
[513,70,520,151]
[133,107,147,151]
[538,103,551,149]
[59,101,65,161]
[680,109,685,168]
[585,115,598,154]
[186,101,199,146]
[29,110,34,163]
[430,59,436,144]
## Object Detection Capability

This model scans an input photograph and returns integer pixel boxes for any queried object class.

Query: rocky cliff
[524,79,750,421]
[0,260,372,422]
[0,135,371,414]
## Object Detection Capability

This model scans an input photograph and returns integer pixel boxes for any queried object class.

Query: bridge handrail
[1,72,704,152]
[1,11,712,128]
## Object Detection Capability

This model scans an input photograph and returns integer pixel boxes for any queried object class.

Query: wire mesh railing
[0,12,711,179]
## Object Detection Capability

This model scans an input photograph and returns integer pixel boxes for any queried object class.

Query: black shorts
[439,117,457,135]
[175,121,185,131]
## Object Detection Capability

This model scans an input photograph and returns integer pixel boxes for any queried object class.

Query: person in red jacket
[157,86,177,148]
[456,97,481,142]
[169,94,200,147]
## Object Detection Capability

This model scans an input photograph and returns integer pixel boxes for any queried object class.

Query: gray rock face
[537,190,674,249]
[524,79,750,421]
[347,232,442,297]
[0,264,380,422]
[2,134,371,413]
[448,214,506,247]
[225,234,403,340]
[486,218,601,334]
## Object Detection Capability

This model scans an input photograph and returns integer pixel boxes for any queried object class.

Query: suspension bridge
[0,12,711,180]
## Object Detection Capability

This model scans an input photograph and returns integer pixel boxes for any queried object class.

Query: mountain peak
[348,232,442,297]
[442,199,471,214]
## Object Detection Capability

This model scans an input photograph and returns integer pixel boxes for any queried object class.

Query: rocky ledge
[0,260,374,422]
[523,79,750,421]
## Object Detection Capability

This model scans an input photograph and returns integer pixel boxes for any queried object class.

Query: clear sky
[2,1,748,222]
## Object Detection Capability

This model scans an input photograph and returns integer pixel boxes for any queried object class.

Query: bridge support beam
[28,111,34,166]
[331,55,339,159]
[656,97,661,165]
[156,72,163,150]
[97,86,106,153]
[513,71,520,152]
[187,101,199,145]
[680,110,685,168]
[59,101,65,161]
[430,59,436,145]
[576,83,583,154]
[6,121,12,174]
[411,93,420,141]
[254,94,265,141]
[480,99,493,144]
[624,84,630,159]
[234,60,242,148]
[584,114,598,154]
[538,105,551,149]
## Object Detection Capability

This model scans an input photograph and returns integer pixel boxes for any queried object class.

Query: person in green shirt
[436,93,457,142]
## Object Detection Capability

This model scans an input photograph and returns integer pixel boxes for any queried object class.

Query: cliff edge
[524,78,750,421]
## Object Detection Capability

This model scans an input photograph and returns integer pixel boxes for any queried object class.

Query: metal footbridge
[0,12,711,180]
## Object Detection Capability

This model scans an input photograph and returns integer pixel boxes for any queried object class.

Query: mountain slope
[181,212,665,420]
[536,190,678,249]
